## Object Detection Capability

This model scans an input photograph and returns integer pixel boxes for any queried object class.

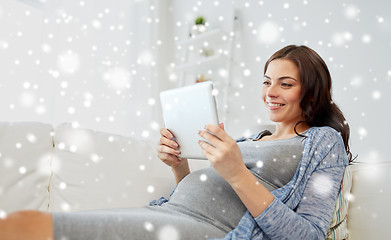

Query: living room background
[0,0,390,163]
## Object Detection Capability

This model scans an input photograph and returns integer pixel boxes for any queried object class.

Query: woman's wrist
[226,166,251,187]
[171,159,190,184]
[228,167,275,217]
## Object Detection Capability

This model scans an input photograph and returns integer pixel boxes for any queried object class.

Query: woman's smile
[266,102,286,110]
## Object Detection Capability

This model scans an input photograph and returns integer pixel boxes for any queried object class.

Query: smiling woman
[0,45,352,240]
[264,45,353,160]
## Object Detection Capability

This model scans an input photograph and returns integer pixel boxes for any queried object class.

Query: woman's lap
[53,206,227,240]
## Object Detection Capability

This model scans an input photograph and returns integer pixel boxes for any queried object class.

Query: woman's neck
[272,122,310,139]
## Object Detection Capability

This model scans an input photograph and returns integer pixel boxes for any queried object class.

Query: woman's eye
[281,83,293,87]
[262,81,271,86]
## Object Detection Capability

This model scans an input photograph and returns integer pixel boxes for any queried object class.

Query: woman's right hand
[157,128,188,169]
[158,128,190,184]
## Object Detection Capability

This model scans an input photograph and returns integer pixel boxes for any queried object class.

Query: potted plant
[195,16,206,25]
[191,16,207,36]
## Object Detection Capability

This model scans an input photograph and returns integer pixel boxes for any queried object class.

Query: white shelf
[174,54,228,74]
[176,28,229,50]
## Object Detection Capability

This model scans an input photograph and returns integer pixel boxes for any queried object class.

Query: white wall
[1,0,390,163]
[0,0,166,140]
[168,0,391,163]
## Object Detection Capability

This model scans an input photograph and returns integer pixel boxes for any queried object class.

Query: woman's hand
[199,124,274,217]
[157,128,190,184]
[157,128,183,168]
[198,123,248,185]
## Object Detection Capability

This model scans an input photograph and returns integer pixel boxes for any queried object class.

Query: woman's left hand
[198,123,248,184]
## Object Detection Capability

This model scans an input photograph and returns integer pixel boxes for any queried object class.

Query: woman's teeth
[268,103,284,107]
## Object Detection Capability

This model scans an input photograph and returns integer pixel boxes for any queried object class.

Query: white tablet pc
[160,81,219,160]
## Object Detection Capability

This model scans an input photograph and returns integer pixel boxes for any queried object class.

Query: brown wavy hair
[264,45,353,162]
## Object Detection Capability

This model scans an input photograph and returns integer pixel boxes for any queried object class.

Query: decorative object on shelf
[190,16,207,37]
[200,47,214,57]
[195,74,211,83]
[175,28,231,85]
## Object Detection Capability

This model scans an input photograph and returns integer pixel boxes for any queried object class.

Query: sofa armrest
[0,122,54,213]
[50,123,176,212]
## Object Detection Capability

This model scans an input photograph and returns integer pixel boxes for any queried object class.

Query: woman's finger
[158,145,181,156]
[198,130,223,149]
[159,128,179,149]
[159,136,179,149]
[160,128,174,140]
[204,124,229,142]
[200,148,213,161]
[198,140,217,156]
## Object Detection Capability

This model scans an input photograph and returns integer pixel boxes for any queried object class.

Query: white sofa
[0,122,390,239]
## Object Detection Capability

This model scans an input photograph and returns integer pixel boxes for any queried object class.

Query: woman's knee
[0,210,54,240]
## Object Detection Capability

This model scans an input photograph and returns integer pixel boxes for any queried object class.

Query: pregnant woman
[0,45,352,240]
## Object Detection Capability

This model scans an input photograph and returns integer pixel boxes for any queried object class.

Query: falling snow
[312,174,333,196]
[158,225,179,240]
[358,127,368,139]
[61,202,71,212]
[144,221,154,232]
[18,166,27,174]
[59,182,67,190]
[103,67,131,91]
[57,51,81,74]
[0,210,7,219]
[256,161,264,168]
[200,174,208,181]
[26,133,37,143]
[258,21,280,44]
[147,185,155,193]
[344,5,360,20]
[0,2,390,235]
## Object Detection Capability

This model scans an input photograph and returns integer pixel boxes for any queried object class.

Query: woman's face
[262,59,304,126]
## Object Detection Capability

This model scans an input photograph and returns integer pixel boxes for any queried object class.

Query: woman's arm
[255,165,345,239]
[199,125,347,239]
[251,128,349,239]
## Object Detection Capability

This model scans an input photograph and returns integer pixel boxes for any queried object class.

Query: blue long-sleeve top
[151,126,349,240]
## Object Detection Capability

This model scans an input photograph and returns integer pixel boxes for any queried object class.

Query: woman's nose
[266,84,279,98]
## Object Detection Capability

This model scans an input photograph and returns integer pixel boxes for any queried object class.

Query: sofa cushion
[50,123,176,212]
[347,161,391,239]
[326,165,352,239]
[0,122,54,213]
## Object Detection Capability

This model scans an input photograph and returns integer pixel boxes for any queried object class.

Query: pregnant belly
[166,167,247,231]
